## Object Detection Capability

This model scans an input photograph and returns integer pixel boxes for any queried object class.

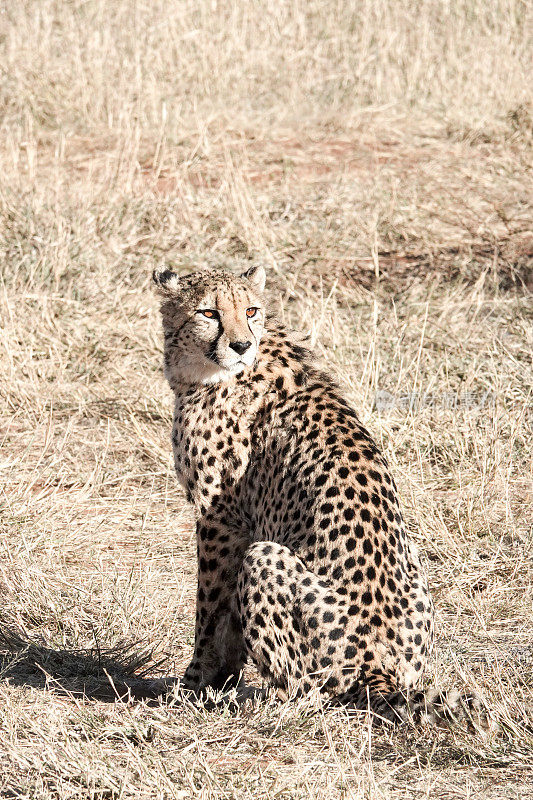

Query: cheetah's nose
[229,340,252,355]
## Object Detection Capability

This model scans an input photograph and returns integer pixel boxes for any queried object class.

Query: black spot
[354,524,365,539]
[363,539,373,555]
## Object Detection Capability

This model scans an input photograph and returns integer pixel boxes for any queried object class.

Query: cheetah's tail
[349,686,494,732]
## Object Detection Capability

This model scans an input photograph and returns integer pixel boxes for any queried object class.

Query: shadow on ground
[0,625,174,702]
[0,626,265,707]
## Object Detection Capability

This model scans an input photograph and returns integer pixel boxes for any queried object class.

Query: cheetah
[153,265,483,725]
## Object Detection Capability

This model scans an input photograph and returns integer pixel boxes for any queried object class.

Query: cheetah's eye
[198,309,219,319]
[246,307,259,318]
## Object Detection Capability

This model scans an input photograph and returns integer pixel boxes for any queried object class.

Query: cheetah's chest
[171,390,253,506]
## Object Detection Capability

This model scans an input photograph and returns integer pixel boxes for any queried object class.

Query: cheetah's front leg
[182,518,250,693]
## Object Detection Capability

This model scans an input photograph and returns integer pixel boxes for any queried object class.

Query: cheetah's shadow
[0,626,265,706]
[0,625,173,703]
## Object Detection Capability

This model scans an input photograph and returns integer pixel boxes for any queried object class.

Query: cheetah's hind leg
[237,541,356,698]
[236,541,495,734]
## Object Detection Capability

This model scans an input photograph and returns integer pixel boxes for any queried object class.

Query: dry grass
[0,1,532,797]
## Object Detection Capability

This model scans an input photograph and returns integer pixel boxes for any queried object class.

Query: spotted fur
[153,266,484,726]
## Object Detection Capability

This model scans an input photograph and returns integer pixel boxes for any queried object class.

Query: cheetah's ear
[241,264,266,293]
[152,267,182,295]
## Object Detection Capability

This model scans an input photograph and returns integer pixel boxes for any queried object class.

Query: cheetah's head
[153,266,266,385]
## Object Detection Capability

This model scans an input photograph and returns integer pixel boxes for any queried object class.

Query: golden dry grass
[0,1,532,798]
